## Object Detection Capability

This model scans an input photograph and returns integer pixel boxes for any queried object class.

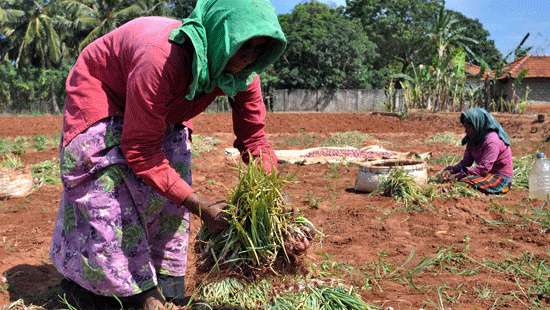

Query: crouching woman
[442,108,513,194]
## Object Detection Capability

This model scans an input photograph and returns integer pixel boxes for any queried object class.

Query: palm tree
[71,0,170,51]
[0,0,75,113]
[0,3,25,61]
[0,5,22,35]
[0,0,68,68]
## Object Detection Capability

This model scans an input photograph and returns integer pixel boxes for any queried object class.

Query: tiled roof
[499,55,550,79]
[465,63,493,79]
[465,63,481,76]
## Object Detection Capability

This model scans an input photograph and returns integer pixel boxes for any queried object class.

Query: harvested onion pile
[194,277,369,310]
[196,159,316,273]
[304,148,393,159]
[271,285,368,310]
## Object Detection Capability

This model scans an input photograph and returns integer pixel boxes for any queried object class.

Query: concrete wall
[524,78,550,102]
[497,78,550,103]
[272,89,393,112]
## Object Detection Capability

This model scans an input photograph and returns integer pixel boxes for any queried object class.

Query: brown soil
[0,112,548,309]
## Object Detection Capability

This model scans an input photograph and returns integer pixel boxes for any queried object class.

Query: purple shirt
[450,132,513,177]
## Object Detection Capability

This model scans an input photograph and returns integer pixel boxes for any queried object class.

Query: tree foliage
[447,10,502,67]
[0,0,68,68]
[62,0,171,51]
[0,0,506,113]
[274,2,377,89]
[346,0,502,71]
[346,0,444,72]
[388,8,478,112]
[170,0,196,18]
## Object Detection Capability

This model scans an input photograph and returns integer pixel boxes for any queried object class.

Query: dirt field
[0,112,548,309]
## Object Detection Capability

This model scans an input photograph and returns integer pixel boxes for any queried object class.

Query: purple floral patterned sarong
[50,117,192,297]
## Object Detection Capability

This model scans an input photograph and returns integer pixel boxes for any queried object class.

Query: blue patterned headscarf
[460,108,511,146]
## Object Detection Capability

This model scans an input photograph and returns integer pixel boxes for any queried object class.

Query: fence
[205,89,402,112]
[271,89,402,112]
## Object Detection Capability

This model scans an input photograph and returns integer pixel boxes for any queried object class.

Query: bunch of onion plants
[378,168,434,210]
[196,159,317,274]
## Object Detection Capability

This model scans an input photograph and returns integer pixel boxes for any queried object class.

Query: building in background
[497,56,550,103]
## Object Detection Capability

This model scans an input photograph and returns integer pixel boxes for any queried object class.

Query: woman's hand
[441,170,461,182]
[202,201,230,233]
[441,170,452,181]
[183,194,229,233]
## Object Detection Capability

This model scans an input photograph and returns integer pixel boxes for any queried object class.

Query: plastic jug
[528,152,550,200]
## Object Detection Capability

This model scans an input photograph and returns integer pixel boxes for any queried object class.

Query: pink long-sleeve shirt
[62,17,276,204]
[450,132,513,178]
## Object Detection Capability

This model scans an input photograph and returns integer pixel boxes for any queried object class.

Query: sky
[270,0,550,56]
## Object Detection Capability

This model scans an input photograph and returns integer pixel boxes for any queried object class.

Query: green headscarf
[169,0,287,100]
[460,107,511,146]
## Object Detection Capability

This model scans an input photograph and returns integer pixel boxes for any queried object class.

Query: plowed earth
[0,112,548,309]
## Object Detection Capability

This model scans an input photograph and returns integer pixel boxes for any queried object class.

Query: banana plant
[388,7,478,113]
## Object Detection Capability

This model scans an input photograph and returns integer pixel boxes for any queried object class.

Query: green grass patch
[513,155,534,189]
[480,217,507,226]
[360,251,402,292]
[32,135,49,151]
[0,137,28,155]
[352,241,548,308]
[191,135,220,156]
[527,207,550,233]
[425,132,462,146]
[0,137,25,156]
[427,284,467,310]
[309,253,355,278]
[487,201,507,214]
[406,248,476,290]
[324,163,341,179]
[439,182,480,199]
[429,153,460,166]
[0,135,59,156]
[31,159,60,185]
[1,154,23,169]
[320,131,368,148]
[284,130,319,147]
[50,134,61,148]
[474,284,495,301]
[12,137,27,155]
[304,192,321,209]
[396,245,549,307]
[359,239,478,292]
[481,252,549,307]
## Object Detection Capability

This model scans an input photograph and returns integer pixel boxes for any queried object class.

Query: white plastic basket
[355,159,428,193]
